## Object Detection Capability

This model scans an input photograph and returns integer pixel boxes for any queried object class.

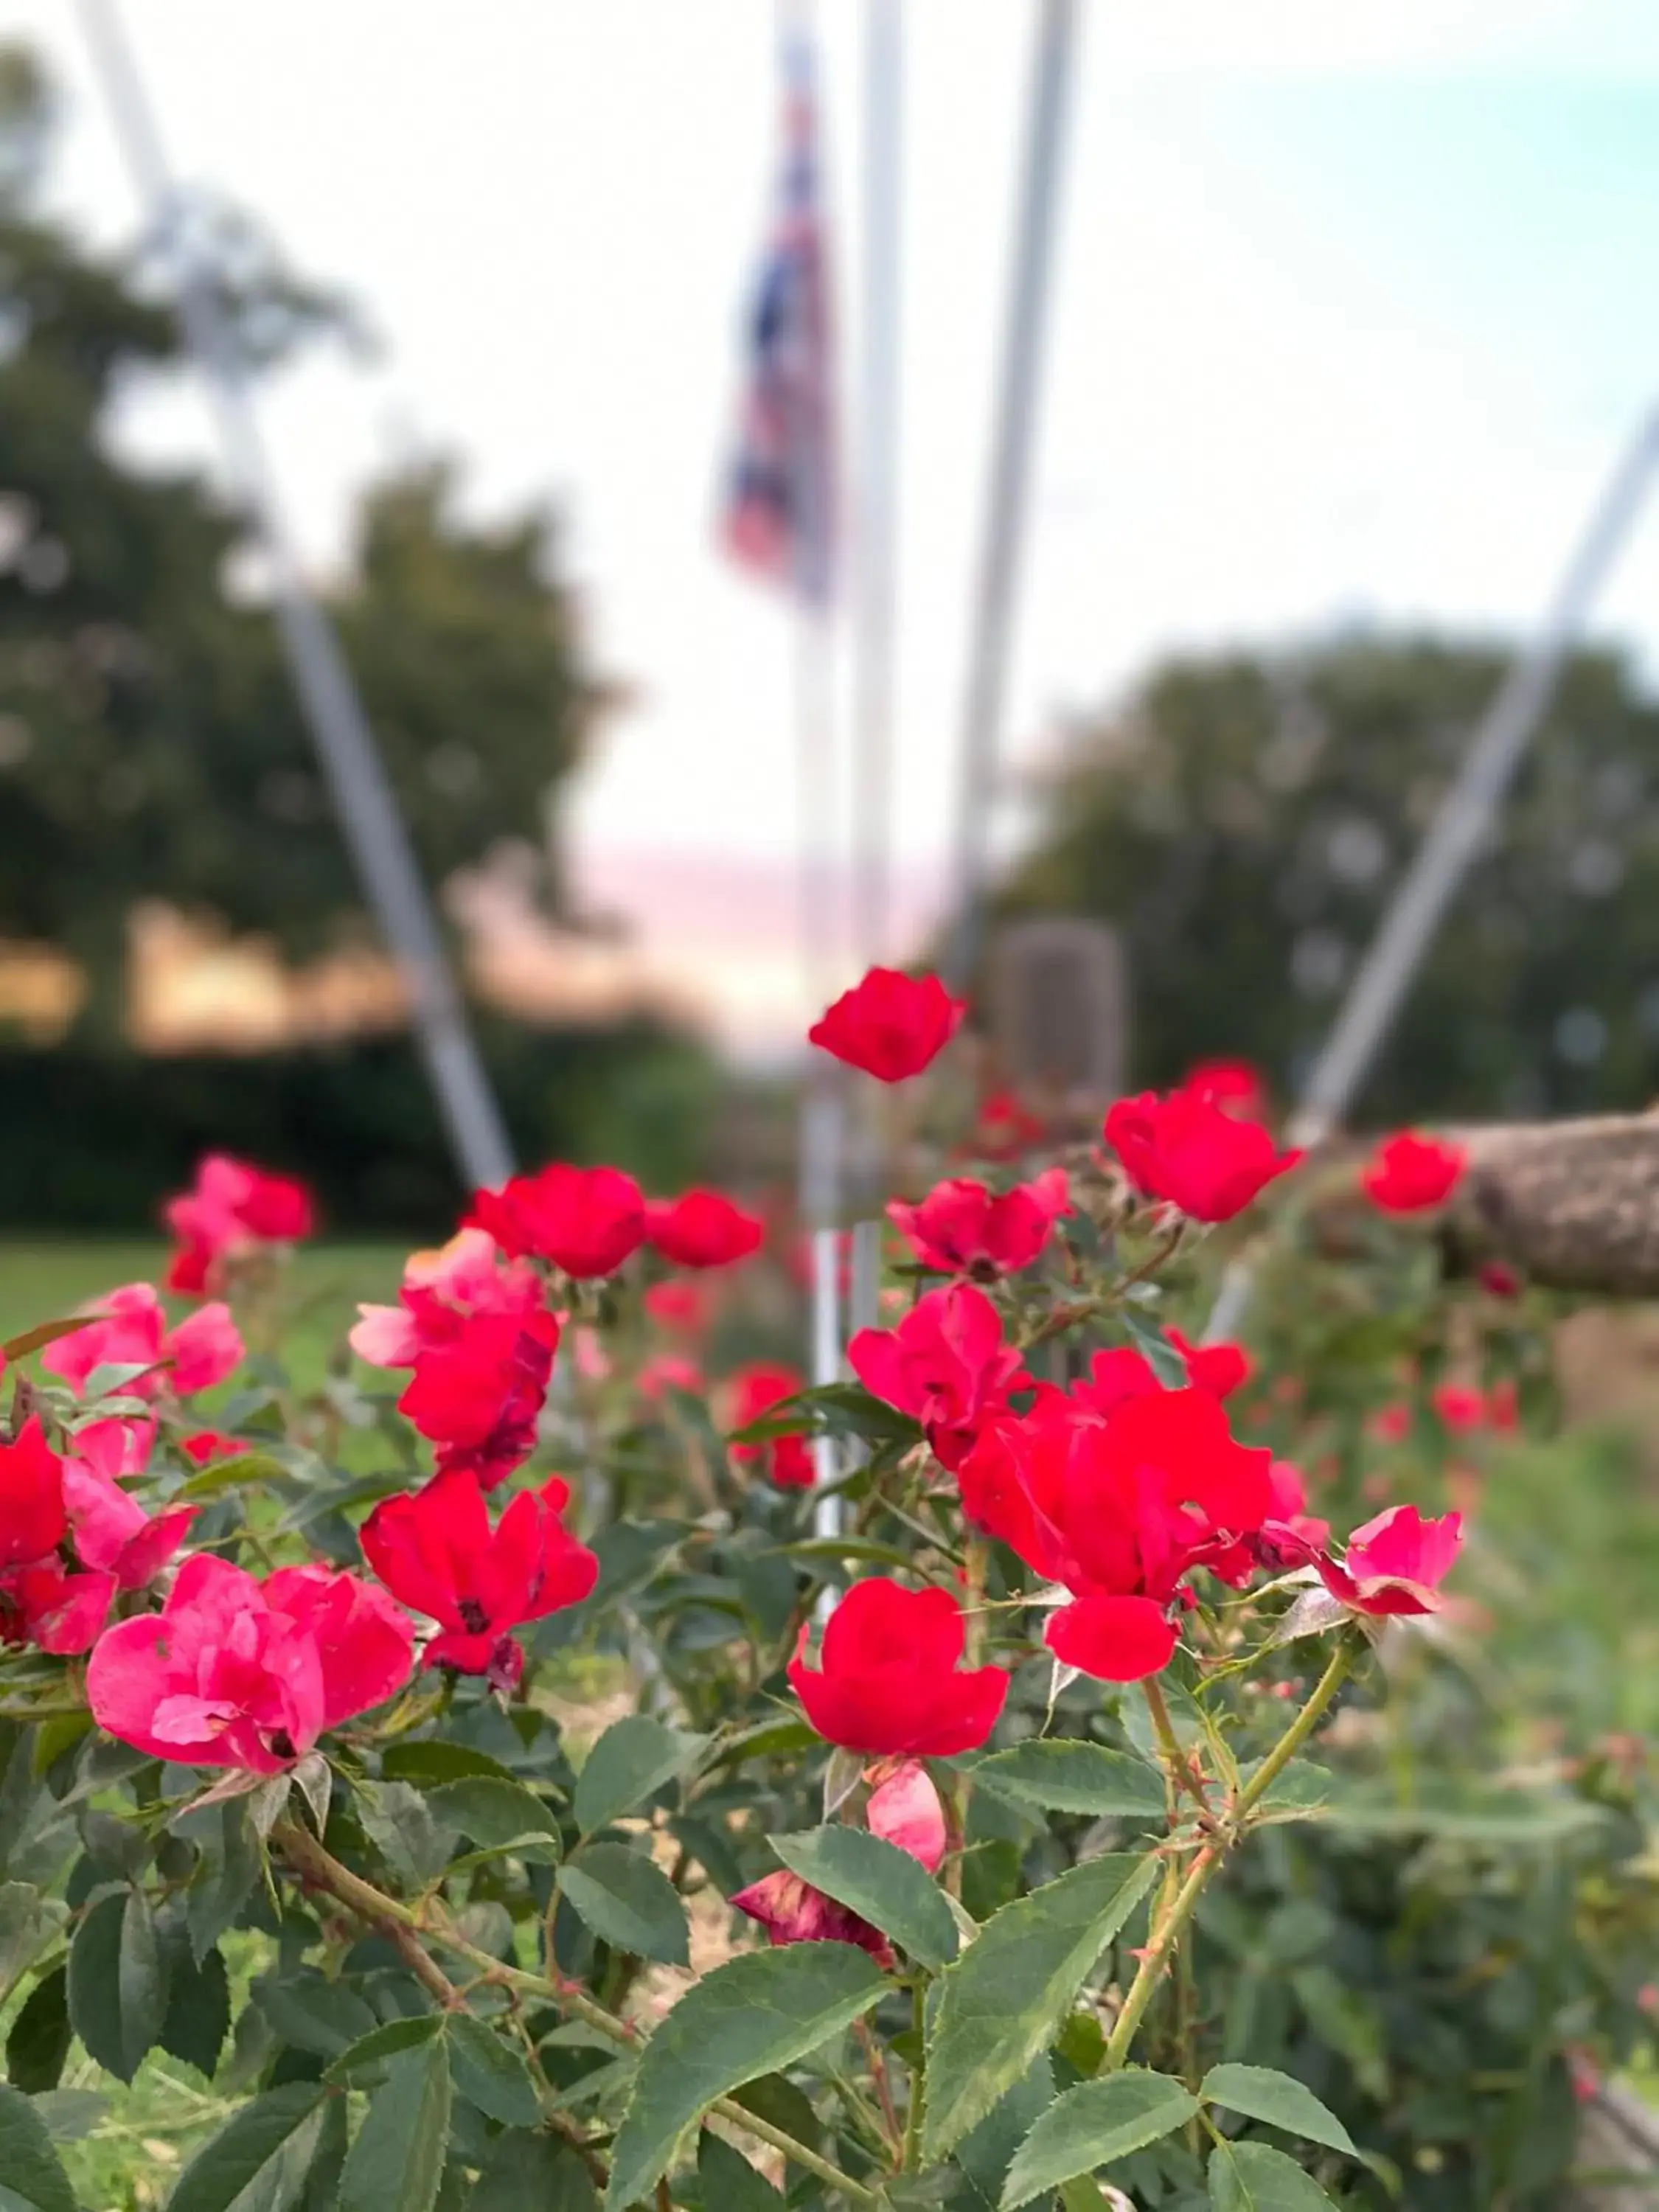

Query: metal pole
[1204,405,1659,1344]
[77,0,515,1194]
[852,0,902,974]
[946,0,1081,993]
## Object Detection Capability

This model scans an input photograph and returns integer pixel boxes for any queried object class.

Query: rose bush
[0,982,1650,2212]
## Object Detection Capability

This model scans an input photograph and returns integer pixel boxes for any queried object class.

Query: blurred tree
[1003,634,1659,1121]
[0,44,605,1032]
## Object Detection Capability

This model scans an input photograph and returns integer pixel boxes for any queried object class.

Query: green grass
[0,1239,412,1392]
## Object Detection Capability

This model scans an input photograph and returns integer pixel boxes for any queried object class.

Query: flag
[720,22,837,605]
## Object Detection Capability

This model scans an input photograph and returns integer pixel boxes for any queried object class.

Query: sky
[12,0,1659,1041]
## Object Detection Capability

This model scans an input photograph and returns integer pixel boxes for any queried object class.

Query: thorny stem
[1103,1637,1358,2075]
[902,1978,926,2171]
[852,2016,902,2154]
[271,1819,886,2210]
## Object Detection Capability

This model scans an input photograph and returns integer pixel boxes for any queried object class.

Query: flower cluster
[164,1152,315,1294]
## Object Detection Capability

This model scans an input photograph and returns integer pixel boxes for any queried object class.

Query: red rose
[809,966,966,1083]
[1104,1088,1302,1222]
[787,1579,1008,1756]
[1360,1131,1466,1214]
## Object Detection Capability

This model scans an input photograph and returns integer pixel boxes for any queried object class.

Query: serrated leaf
[604,1941,886,2208]
[572,1717,707,1835]
[955,2059,1052,2212]
[922,1851,1160,2162]
[1119,1310,1187,1388]
[706,1718,821,1770]
[7,1964,69,2093]
[161,1944,231,2078]
[173,1451,293,1500]
[380,1743,520,1788]
[355,1781,456,1888]
[697,2132,785,2211]
[470,2129,599,2212]
[337,2036,452,2212]
[291,1756,332,1839]
[30,2087,105,2143]
[1208,2139,1339,2209]
[445,2014,542,2128]
[174,1798,263,1964]
[769,1825,959,1969]
[0,1886,66,2003]
[1200,2065,1355,2157]
[69,1888,169,2084]
[1001,2070,1198,2208]
[975,1743,1166,1823]
[426,1778,562,1865]
[1247,1764,1332,1826]
[0,2082,76,2212]
[163,2083,330,2212]
[256,1972,380,2059]
[559,1843,689,1965]
[324,2014,444,2088]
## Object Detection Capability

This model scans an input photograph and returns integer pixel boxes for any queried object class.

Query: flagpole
[1204,403,1659,1345]
[77,0,514,1197]
[852,0,902,979]
[945,0,1081,995]
[846,0,904,1354]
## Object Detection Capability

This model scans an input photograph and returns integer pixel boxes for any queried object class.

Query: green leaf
[1119,1310,1188,1388]
[471,2129,599,2212]
[173,1451,293,1500]
[1247,1764,1332,1826]
[922,1851,1160,2162]
[161,1944,231,2079]
[974,1743,1166,1823]
[256,1972,380,2059]
[559,1844,690,1965]
[380,1742,521,1788]
[604,1941,886,2209]
[337,2037,452,2212]
[354,1781,457,1888]
[698,2132,785,2211]
[175,1799,263,1964]
[706,1719,821,1770]
[7,1965,69,2093]
[0,2082,76,2212]
[769,1825,959,1969]
[572,1717,707,1836]
[164,2084,330,2212]
[1318,1782,1603,1843]
[1001,2071,1199,2208]
[30,2088,105,2143]
[0,1886,66,2003]
[324,2014,445,2088]
[69,1888,169,2084]
[426,1778,562,1865]
[445,2014,543,2128]
[1200,2065,1355,2158]
[1208,2140,1339,2210]
[955,2060,1052,2212]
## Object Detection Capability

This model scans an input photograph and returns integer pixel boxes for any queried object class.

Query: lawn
[0,1239,412,1389]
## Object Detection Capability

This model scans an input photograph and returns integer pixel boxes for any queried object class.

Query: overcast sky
[13,0,1659,999]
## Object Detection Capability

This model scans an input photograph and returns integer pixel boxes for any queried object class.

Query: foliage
[1004,636,1659,1118]
[0,1066,1652,2212]
[0,42,605,1004]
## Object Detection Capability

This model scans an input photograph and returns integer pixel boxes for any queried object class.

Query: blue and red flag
[720,22,837,605]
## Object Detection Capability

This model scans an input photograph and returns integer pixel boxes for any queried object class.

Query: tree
[0,44,605,1025]
[1003,633,1659,1122]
